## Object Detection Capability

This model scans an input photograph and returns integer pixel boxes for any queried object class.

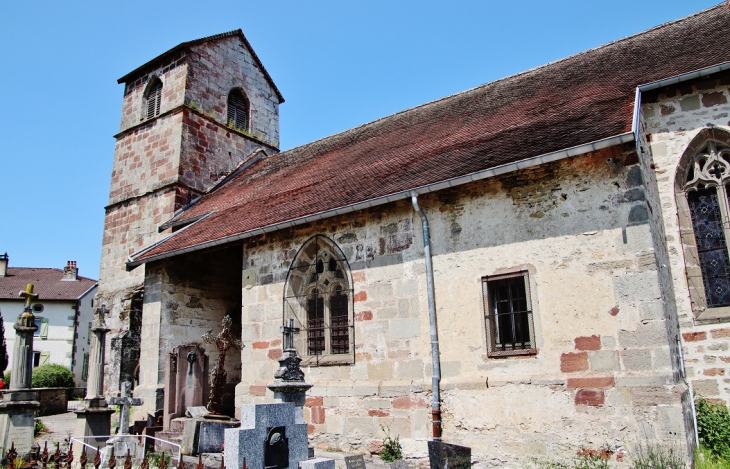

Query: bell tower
[98,30,283,395]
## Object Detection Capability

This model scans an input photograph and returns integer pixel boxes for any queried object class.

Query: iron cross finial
[18,284,38,311]
[281,318,300,350]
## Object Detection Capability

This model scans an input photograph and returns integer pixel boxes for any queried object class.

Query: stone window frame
[283,235,355,366]
[227,88,250,131]
[142,76,163,120]
[481,270,539,358]
[675,126,730,323]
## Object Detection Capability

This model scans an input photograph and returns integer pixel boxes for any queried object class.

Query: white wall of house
[0,285,97,387]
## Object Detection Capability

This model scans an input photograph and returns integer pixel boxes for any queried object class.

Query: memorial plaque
[427,441,471,469]
[345,455,367,469]
[187,406,209,419]
[389,460,409,469]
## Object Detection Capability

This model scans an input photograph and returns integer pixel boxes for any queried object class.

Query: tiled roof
[131,4,730,265]
[0,268,97,302]
[117,29,284,103]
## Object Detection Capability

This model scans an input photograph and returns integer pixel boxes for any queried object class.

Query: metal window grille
[227,90,248,130]
[146,80,162,119]
[483,272,536,356]
[283,235,355,365]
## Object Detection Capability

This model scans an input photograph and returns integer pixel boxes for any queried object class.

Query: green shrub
[3,370,9,386]
[379,425,403,462]
[696,397,730,460]
[31,364,73,388]
[630,442,684,469]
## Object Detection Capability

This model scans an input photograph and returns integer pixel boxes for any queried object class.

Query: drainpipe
[410,191,442,440]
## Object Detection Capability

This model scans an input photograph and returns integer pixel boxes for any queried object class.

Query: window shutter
[40,351,50,366]
[81,354,89,381]
[146,81,162,119]
[40,318,49,339]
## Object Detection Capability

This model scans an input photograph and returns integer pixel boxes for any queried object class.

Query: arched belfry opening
[283,235,354,366]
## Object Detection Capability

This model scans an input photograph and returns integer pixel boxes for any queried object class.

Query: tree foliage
[0,309,9,375]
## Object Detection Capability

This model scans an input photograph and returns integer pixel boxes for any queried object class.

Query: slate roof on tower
[117,29,284,103]
[128,3,730,268]
[0,268,97,301]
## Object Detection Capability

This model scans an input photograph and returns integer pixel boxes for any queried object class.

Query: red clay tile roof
[117,29,284,103]
[0,268,97,301]
[131,4,730,265]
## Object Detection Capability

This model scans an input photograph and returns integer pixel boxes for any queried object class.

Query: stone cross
[11,284,39,390]
[107,382,143,435]
[281,318,300,350]
[19,284,38,311]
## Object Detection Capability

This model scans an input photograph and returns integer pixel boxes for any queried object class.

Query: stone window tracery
[284,235,354,365]
[682,138,730,311]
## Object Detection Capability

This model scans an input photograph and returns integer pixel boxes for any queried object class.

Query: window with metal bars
[482,272,537,357]
[145,78,162,119]
[227,89,249,131]
[284,235,354,365]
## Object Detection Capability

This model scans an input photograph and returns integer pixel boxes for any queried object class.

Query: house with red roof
[97,3,730,465]
[0,254,97,388]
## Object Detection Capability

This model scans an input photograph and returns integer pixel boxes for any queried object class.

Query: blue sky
[0,0,720,280]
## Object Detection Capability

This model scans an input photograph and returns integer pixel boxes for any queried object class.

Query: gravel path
[35,411,77,449]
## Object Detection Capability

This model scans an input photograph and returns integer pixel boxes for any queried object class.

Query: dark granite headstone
[345,455,367,469]
[197,420,240,454]
[427,441,471,469]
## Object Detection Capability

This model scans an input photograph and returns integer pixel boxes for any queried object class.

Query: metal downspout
[410,191,442,440]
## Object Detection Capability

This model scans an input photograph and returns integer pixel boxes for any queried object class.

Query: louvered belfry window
[227,89,248,130]
[146,79,162,119]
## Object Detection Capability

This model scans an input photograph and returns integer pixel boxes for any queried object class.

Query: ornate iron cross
[281,318,300,350]
[202,315,242,415]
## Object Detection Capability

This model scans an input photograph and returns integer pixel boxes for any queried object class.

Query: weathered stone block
[623,349,652,371]
[575,335,601,351]
[680,95,700,111]
[561,352,589,373]
[575,389,604,406]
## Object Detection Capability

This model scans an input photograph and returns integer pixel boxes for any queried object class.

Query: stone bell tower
[98,30,283,397]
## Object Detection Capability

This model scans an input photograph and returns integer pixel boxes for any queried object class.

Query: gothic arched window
[284,235,354,365]
[144,77,163,119]
[227,89,249,131]
[677,128,730,321]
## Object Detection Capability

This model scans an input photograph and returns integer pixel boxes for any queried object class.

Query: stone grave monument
[427,441,471,469]
[163,344,209,431]
[73,305,115,456]
[0,285,41,455]
[106,381,144,459]
[225,319,334,469]
[182,316,241,455]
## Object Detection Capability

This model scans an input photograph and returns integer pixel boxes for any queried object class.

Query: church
[97,3,730,465]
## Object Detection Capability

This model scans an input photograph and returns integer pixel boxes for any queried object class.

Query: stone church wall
[186,36,281,148]
[229,146,688,465]
[641,71,730,406]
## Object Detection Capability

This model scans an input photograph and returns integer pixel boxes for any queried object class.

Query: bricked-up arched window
[144,78,163,119]
[227,89,249,131]
[284,235,354,365]
[677,127,730,322]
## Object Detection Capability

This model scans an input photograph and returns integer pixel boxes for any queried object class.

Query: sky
[0,0,721,281]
